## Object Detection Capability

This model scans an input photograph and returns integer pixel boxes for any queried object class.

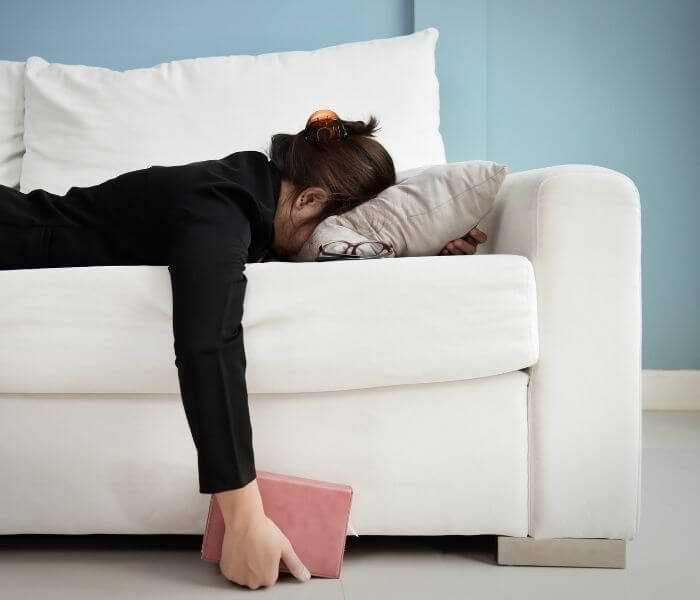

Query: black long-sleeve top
[146,150,285,493]
[1,150,285,494]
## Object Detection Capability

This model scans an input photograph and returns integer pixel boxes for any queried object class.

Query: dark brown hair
[268,114,396,227]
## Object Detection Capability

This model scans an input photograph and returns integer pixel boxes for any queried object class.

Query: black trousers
[1,168,257,494]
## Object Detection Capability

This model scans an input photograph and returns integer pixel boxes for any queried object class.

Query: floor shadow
[343,534,497,565]
[0,533,202,553]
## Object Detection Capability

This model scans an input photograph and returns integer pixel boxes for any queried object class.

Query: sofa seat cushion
[0,254,538,394]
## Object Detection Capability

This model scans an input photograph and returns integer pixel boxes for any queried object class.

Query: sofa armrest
[479,164,642,540]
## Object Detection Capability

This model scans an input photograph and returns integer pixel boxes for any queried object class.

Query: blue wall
[416,0,700,370]
[0,0,413,66]
[1,0,698,369]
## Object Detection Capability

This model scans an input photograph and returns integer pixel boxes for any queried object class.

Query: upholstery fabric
[296,160,507,260]
[481,164,642,540]
[0,60,24,189]
[20,28,445,195]
[0,370,529,535]
[0,254,538,394]
[0,20,643,542]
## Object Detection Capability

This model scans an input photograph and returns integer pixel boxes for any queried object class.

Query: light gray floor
[1,410,698,599]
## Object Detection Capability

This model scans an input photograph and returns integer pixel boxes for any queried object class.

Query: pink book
[201,470,354,579]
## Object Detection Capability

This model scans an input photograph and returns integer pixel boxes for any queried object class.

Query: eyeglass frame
[317,239,394,260]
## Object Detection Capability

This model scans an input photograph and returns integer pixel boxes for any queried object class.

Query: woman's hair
[268,114,396,226]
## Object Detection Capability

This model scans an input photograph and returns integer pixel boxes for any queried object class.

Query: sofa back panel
[0,254,538,394]
[20,28,445,196]
[0,60,25,189]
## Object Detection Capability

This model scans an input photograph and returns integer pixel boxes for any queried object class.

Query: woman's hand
[215,480,311,590]
[439,226,487,255]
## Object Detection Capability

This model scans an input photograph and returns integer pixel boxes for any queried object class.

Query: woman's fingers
[280,535,311,583]
[441,242,462,255]
[449,239,477,254]
[466,227,487,243]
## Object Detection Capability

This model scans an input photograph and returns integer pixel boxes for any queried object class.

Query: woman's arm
[2,165,308,590]
[166,198,256,493]
[165,191,310,588]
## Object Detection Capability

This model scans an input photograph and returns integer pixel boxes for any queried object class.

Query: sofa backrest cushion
[0,60,25,189]
[20,28,445,195]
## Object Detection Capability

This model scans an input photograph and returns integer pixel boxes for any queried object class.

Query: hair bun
[304,108,348,144]
[306,109,341,127]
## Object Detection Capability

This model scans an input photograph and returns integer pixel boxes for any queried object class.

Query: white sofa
[0,28,641,568]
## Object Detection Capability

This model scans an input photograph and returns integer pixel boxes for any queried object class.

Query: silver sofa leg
[497,536,626,568]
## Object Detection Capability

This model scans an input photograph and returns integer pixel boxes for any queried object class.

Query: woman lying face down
[268,110,486,261]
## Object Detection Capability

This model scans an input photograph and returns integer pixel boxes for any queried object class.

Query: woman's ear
[298,186,329,208]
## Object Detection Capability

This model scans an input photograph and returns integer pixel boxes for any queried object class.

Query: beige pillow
[294,160,507,261]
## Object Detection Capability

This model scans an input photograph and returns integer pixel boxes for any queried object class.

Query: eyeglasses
[316,240,394,261]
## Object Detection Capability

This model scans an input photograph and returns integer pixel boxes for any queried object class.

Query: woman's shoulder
[148,150,269,176]
[219,150,269,163]
[212,150,275,190]
[216,151,273,175]
[148,150,272,192]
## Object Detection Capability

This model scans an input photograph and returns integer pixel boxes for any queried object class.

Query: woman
[0,110,486,590]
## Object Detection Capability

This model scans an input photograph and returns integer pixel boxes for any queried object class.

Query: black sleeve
[0,168,155,269]
[165,191,257,494]
[1,163,259,494]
